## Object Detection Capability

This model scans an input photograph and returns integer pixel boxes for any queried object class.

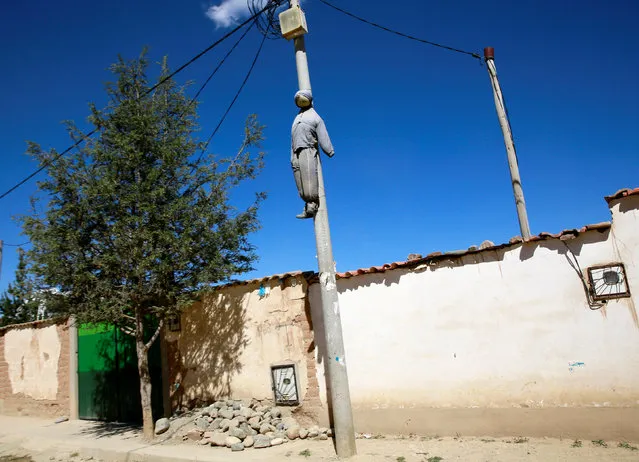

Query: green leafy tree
[0,249,40,326]
[21,51,266,438]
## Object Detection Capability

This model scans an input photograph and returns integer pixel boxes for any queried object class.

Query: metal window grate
[168,314,181,332]
[271,364,299,405]
[587,263,631,301]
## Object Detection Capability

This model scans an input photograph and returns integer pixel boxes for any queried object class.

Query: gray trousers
[291,147,319,205]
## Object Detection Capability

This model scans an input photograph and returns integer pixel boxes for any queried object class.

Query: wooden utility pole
[484,47,532,239]
[282,1,357,458]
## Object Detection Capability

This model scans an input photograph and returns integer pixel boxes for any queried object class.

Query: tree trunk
[135,311,154,440]
[136,335,154,439]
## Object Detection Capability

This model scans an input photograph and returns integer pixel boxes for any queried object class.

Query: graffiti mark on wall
[258,285,270,298]
[568,361,585,372]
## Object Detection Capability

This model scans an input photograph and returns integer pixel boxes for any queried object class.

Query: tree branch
[144,318,164,350]
[118,324,136,337]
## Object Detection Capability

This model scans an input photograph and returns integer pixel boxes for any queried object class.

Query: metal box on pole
[279,7,309,40]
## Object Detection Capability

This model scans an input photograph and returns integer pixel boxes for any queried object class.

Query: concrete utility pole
[282,1,357,457]
[68,316,79,420]
[484,47,532,240]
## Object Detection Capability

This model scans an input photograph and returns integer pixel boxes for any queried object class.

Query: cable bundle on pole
[248,0,288,39]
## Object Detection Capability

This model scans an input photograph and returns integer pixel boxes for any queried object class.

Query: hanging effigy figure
[290,89,334,219]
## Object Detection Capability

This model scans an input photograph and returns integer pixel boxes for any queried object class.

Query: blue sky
[1,0,637,292]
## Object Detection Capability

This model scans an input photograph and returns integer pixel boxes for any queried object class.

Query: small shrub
[591,439,607,447]
[618,442,638,451]
[299,449,311,457]
[513,436,528,444]
[427,457,443,462]
[571,439,582,448]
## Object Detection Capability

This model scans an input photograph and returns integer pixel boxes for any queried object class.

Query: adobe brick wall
[291,287,322,419]
[0,319,70,418]
[165,276,324,426]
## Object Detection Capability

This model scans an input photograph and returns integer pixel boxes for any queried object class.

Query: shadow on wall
[337,251,510,292]
[617,195,639,214]
[339,228,612,293]
[335,269,406,291]
[78,323,163,424]
[520,228,610,261]
[168,289,249,410]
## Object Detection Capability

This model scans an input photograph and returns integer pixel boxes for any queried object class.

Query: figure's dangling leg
[291,154,304,198]
[296,148,320,219]
[292,153,310,218]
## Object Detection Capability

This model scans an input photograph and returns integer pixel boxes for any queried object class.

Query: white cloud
[205,0,294,28]
[205,0,252,28]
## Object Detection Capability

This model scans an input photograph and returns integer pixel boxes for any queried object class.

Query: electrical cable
[248,0,286,39]
[0,1,280,202]
[146,2,276,99]
[2,242,30,247]
[199,25,270,159]
[0,133,98,201]
[318,0,481,60]
[181,20,257,118]
[562,241,606,310]
[169,19,267,193]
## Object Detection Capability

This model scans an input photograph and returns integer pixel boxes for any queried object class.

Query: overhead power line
[318,0,481,60]
[201,27,270,155]
[173,20,269,185]
[183,20,257,118]
[0,131,99,201]
[0,0,282,202]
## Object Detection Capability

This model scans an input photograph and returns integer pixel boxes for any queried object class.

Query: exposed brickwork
[0,319,70,418]
[55,322,70,415]
[291,281,323,420]
[0,333,10,411]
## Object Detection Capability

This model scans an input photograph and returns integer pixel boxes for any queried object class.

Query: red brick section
[292,284,323,419]
[0,333,9,410]
[0,320,70,418]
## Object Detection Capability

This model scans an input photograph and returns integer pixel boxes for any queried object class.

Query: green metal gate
[78,323,164,422]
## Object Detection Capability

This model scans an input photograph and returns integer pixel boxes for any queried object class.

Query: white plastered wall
[309,198,639,412]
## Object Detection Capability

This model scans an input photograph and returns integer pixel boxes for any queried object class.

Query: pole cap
[484,47,495,60]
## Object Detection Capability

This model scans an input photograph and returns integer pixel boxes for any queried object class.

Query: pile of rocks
[156,399,331,452]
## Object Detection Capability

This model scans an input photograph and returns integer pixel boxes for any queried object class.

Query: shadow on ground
[76,421,141,440]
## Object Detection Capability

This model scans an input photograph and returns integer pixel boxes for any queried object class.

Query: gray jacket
[291,93,334,157]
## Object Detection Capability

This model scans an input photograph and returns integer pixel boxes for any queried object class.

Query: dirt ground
[339,435,639,461]
[1,414,638,462]
[2,434,639,462]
